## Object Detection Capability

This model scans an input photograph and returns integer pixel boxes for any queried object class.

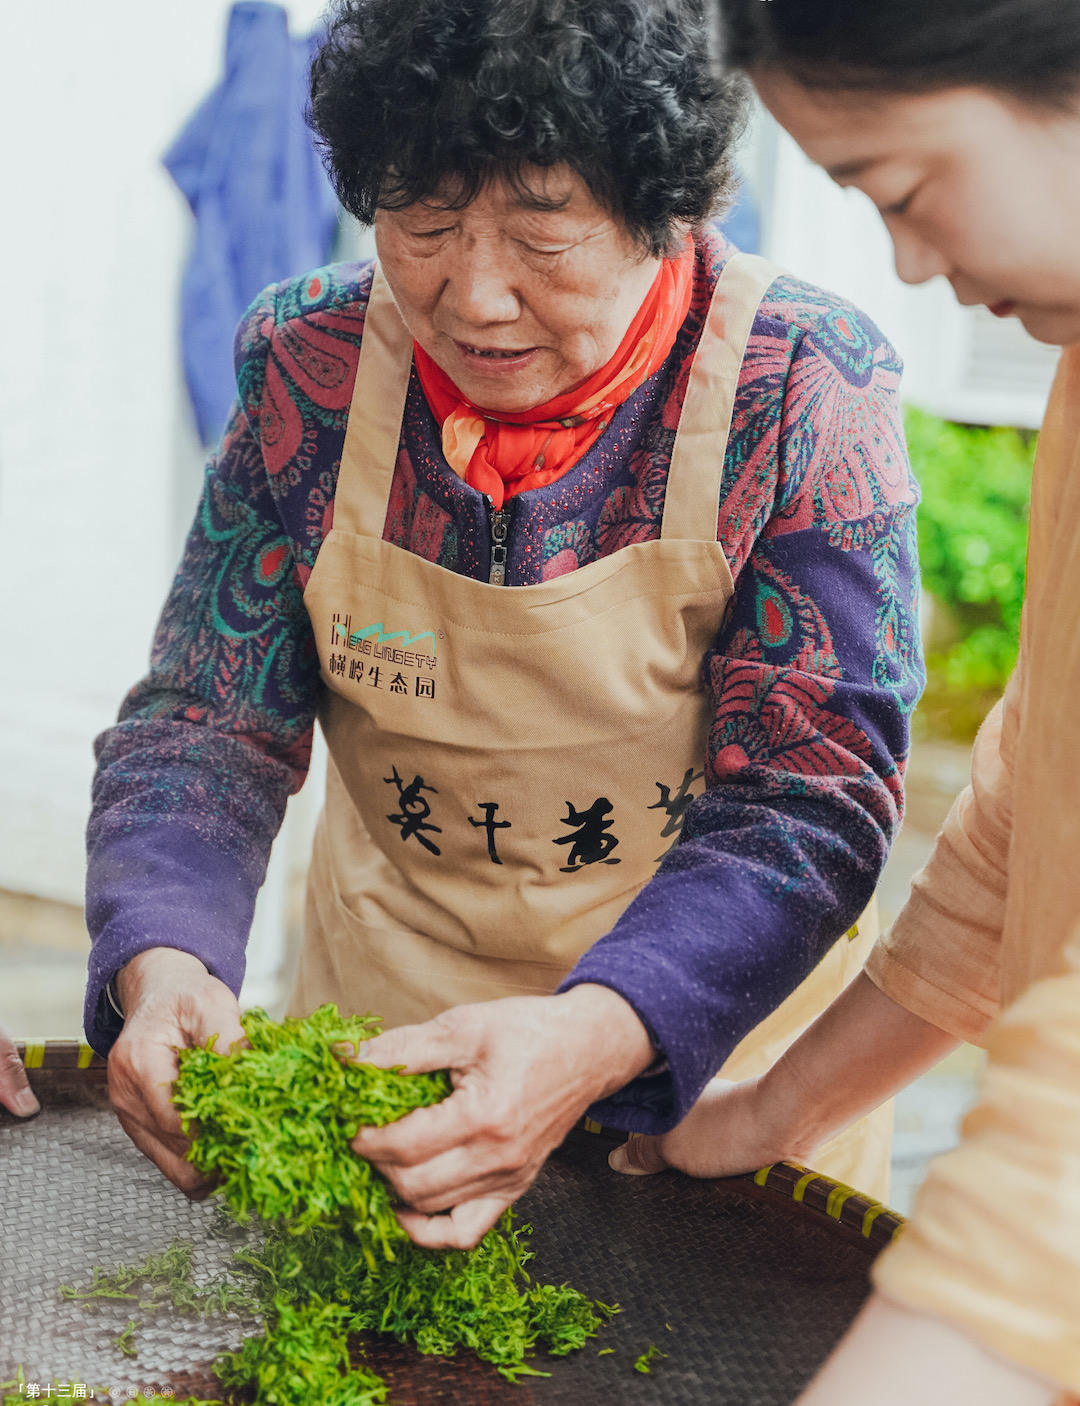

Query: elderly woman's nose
[442,252,521,326]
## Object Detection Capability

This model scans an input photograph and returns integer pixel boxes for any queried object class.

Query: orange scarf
[414,239,695,510]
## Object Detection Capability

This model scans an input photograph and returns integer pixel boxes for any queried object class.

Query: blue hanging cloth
[164,2,340,446]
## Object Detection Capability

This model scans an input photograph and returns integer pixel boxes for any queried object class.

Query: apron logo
[329,612,438,699]
[330,613,437,661]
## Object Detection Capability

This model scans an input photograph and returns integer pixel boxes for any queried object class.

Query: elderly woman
[89,0,920,1247]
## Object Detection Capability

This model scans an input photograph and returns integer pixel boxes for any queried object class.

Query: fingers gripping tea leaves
[55,1007,612,1401]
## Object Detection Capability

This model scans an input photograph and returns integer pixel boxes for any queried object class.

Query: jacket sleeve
[560,298,924,1133]
[84,288,322,1053]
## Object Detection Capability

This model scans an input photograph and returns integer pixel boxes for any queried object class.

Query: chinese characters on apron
[295,256,891,1198]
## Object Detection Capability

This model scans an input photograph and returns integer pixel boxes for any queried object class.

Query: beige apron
[294,256,892,1199]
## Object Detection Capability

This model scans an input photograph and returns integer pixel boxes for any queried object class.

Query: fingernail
[14,1088,41,1118]
[608,1141,652,1176]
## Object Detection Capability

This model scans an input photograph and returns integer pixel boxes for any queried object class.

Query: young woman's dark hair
[309,0,746,258]
[720,0,1080,107]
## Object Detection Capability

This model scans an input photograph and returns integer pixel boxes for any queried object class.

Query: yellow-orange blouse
[867,343,1080,1391]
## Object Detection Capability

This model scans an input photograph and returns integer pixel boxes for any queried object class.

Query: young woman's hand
[608,1073,815,1179]
[108,948,246,1195]
[610,973,960,1183]
[0,1020,40,1120]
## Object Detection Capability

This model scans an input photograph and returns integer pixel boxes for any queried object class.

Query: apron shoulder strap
[332,265,414,539]
[335,253,781,543]
[660,251,783,542]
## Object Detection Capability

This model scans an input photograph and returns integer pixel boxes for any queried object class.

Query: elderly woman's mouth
[455,341,541,372]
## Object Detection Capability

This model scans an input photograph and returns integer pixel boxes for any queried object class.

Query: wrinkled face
[755,72,1080,345]
[374,165,662,412]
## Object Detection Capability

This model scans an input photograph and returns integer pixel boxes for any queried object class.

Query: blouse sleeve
[872,958,1080,1393]
[864,665,1021,1043]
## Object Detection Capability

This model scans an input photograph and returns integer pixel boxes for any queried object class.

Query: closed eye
[516,241,571,257]
[879,191,916,218]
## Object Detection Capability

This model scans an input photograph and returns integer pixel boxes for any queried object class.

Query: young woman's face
[755,72,1080,345]
[375,165,661,413]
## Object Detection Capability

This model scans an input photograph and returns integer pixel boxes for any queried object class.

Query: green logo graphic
[333,620,437,655]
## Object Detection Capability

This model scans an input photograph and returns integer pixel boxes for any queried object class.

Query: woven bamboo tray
[0,1040,904,1405]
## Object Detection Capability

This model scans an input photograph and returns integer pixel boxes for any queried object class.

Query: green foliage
[907,406,1035,732]
[112,1321,139,1359]
[54,1006,612,1402]
[213,1295,387,1406]
[224,1208,603,1386]
[1,1372,38,1406]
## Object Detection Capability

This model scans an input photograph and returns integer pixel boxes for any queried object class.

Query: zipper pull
[488,499,510,586]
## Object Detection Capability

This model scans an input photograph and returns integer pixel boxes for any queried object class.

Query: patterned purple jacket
[85,228,923,1132]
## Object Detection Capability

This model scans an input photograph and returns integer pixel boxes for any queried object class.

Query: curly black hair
[308,0,747,257]
[720,0,1080,108]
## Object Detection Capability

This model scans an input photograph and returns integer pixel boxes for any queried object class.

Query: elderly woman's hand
[0,1021,40,1120]
[108,947,246,1196]
[349,984,655,1249]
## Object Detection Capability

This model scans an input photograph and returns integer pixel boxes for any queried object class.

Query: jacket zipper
[488,498,511,585]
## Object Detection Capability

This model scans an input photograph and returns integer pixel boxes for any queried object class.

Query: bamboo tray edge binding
[5,1038,906,1256]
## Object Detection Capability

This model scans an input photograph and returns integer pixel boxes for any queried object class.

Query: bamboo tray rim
[8,1038,905,1254]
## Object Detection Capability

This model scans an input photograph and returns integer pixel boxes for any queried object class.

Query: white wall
[0,1,329,914]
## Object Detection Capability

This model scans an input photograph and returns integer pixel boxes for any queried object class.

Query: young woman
[612,3,1080,1403]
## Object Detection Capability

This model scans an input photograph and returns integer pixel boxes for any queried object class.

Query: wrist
[115,947,213,1018]
[755,1053,832,1164]
[752,974,961,1167]
[556,983,656,1098]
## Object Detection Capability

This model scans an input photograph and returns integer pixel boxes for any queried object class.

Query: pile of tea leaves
[174,1005,451,1257]
[76,1003,609,1403]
